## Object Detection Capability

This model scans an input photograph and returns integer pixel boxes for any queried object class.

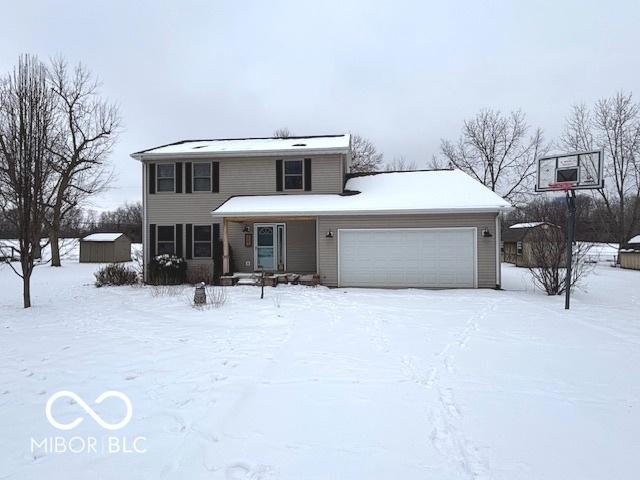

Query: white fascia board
[131,147,350,162]
[211,207,512,217]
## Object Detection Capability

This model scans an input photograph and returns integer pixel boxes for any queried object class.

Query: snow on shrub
[95,263,138,287]
[147,254,187,285]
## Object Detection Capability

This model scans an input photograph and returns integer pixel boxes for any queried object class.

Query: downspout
[495,213,501,289]
[142,160,148,283]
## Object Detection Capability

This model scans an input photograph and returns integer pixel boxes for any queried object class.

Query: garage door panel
[338,228,476,288]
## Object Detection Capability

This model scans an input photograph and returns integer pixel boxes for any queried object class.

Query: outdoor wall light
[481,228,493,238]
[326,230,334,238]
[242,224,251,233]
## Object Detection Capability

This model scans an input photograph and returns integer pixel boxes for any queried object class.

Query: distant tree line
[0,202,142,242]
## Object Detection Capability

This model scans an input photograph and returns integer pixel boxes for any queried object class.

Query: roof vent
[292,143,307,147]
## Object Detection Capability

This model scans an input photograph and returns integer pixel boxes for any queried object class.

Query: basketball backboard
[535,150,604,192]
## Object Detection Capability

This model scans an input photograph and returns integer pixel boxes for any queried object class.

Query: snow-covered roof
[212,170,511,217]
[132,134,350,159]
[509,222,545,229]
[629,235,640,244]
[82,233,125,242]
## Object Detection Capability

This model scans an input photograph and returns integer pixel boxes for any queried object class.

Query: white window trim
[156,163,176,194]
[516,240,523,255]
[156,225,176,256]
[192,162,212,193]
[283,159,304,191]
[193,224,212,258]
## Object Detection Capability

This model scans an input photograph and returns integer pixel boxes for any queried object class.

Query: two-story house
[132,134,510,288]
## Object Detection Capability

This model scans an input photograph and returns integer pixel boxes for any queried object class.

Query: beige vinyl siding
[620,251,640,270]
[147,153,343,226]
[317,213,499,288]
[145,154,340,277]
[226,219,316,273]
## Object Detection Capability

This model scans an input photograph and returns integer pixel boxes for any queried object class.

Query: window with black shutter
[193,225,212,258]
[157,226,175,255]
[192,163,211,192]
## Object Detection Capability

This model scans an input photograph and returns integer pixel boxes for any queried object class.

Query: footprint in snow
[125,375,137,381]
[225,463,276,480]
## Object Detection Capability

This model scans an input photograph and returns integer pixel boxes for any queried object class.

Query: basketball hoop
[534,150,605,311]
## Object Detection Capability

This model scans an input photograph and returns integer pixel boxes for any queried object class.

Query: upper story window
[193,225,212,257]
[157,164,175,192]
[157,225,175,255]
[284,159,303,190]
[193,163,211,192]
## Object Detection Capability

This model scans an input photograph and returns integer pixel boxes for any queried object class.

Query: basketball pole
[564,189,577,310]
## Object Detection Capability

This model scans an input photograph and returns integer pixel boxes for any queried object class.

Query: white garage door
[338,228,477,288]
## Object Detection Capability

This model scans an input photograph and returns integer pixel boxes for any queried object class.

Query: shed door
[338,228,476,288]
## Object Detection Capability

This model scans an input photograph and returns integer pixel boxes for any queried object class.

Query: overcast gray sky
[2,0,639,208]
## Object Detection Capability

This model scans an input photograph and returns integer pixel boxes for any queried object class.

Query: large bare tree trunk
[50,226,61,267]
[22,270,31,308]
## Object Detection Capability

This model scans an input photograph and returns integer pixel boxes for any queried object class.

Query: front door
[255,223,286,271]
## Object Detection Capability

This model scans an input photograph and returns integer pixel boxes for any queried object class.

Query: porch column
[222,218,230,274]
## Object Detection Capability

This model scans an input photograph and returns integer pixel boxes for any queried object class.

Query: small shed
[80,233,131,263]
[619,234,640,270]
[501,222,557,267]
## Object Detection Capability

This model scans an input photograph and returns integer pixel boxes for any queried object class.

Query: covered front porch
[220,216,318,276]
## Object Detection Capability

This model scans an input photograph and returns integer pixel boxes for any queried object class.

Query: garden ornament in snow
[194,282,206,305]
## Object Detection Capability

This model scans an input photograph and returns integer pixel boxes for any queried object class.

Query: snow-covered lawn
[0,260,639,479]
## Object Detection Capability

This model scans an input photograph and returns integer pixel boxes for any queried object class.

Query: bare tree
[273,127,291,138]
[441,109,547,204]
[385,155,418,171]
[47,58,120,266]
[0,55,58,308]
[519,198,593,295]
[527,224,593,295]
[561,92,640,249]
[349,133,383,173]
[428,154,452,170]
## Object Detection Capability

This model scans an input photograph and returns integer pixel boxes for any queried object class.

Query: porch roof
[212,169,512,217]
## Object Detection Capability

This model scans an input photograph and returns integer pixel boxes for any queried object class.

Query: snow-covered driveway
[0,263,639,479]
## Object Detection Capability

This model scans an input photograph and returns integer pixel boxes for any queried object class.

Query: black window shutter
[185,162,192,194]
[304,158,312,191]
[149,223,156,260]
[212,162,219,193]
[276,159,283,191]
[148,164,156,194]
[175,224,183,257]
[175,162,183,193]
[212,223,220,259]
[185,224,192,259]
